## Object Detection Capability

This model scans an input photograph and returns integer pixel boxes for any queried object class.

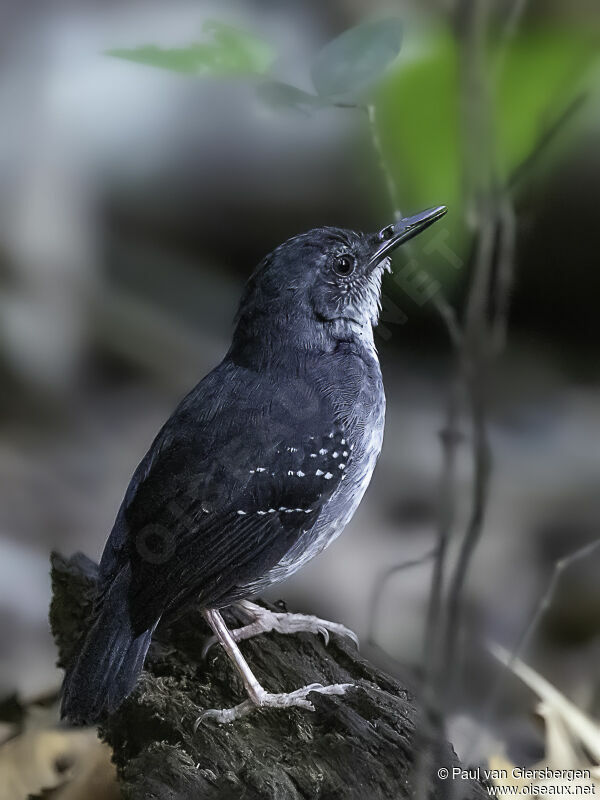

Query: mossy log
[50,552,487,800]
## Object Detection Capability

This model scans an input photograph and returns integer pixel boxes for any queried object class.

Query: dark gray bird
[61,206,447,724]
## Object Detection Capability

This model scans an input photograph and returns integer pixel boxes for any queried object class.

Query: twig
[362,97,466,683]
[431,293,464,350]
[491,96,586,364]
[454,1,495,229]
[491,191,517,354]
[467,537,600,762]
[440,208,502,782]
[367,546,439,647]
[464,204,497,339]
[442,358,492,685]
[508,93,586,190]
[509,537,600,665]
[365,4,585,798]
[422,374,462,673]
[363,87,467,718]
[366,104,403,221]
[493,0,531,80]
[502,0,530,43]
[441,0,504,705]
[418,4,508,796]
[412,374,463,800]
[363,94,471,799]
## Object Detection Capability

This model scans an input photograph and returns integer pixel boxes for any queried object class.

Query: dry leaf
[490,642,600,762]
[487,642,600,797]
[0,727,117,800]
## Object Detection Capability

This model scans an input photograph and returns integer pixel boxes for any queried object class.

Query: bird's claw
[194,682,353,726]
[317,626,330,646]
[203,605,359,655]
[201,635,218,660]
[268,613,358,650]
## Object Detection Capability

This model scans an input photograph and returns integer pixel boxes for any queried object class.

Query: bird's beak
[368,206,447,267]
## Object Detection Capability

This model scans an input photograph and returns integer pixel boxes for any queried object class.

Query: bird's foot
[202,604,359,659]
[195,682,353,725]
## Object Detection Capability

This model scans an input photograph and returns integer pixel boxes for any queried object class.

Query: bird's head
[232,206,447,358]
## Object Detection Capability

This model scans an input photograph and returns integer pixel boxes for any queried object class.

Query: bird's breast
[267,359,386,584]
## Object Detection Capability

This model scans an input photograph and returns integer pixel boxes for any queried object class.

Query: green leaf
[373,24,466,298]
[256,81,323,113]
[310,18,403,99]
[375,25,462,232]
[106,20,274,76]
[492,27,599,181]
[372,23,598,302]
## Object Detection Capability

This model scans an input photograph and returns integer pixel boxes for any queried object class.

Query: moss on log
[50,552,487,800]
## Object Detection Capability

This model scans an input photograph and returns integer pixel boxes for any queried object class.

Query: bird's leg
[201,599,359,659]
[196,608,352,725]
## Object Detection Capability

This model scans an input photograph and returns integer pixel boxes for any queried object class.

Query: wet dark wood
[50,551,487,800]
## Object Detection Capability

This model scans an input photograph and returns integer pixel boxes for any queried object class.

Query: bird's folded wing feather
[97,362,351,629]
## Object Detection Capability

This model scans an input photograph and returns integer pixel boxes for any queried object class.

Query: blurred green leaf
[492,28,599,180]
[375,25,463,255]
[310,18,403,99]
[257,81,323,113]
[373,23,598,300]
[376,26,468,300]
[106,20,274,76]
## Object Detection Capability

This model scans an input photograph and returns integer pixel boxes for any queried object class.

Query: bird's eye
[333,254,355,277]
[378,225,394,242]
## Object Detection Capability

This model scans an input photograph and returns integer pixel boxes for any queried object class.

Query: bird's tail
[60,565,156,725]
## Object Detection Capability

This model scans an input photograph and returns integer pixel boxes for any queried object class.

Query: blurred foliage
[258,17,403,110]
[107,16,404,107]
[376,25,461,234]
[492,28,598,179]
[490,644,600,793]
[106,15,599,305]
[255,81,324,113]
[106,20,274,76]
[375,23,598,298]
[310,18,403,100]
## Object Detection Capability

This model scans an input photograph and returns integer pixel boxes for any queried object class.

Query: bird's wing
[98,361,353,630]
